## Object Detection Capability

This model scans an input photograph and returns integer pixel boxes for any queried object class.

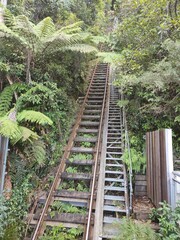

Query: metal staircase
[94,81,129,240]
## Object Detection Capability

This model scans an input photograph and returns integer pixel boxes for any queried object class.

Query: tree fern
[17,110,53,126]
[34,17,55,39]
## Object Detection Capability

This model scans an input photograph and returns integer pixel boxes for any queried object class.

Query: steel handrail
[121,93,133,214]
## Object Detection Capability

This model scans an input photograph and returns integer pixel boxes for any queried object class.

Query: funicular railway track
[26,63,109,240]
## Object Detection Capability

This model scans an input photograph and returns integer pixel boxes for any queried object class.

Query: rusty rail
[31,64,99,240]
[84,65,109,240]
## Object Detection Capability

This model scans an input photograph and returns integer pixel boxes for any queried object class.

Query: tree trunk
[26,50,32,84]
[0,0,7,23]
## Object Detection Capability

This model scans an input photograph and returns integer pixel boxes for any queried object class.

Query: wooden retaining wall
[134,175,147,196]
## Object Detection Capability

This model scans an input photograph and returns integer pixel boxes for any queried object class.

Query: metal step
[104,195,125,201]
[103,216,121,224]
[105,178,124,183]
[104,186,125,191]
[106,164,123,167]
[105,170,124,174]
[103,205,126,212]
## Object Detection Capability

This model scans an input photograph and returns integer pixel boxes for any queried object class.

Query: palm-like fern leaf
[34,17,55,39]
[24,139,46,166]
[0,117,22,140]
[19,126,39,142]
[0,86,14,117]
[17,110,53,126]
[59,21,83,34]
[0,23,28,47]
[13,15,35,34]
[63,44,98,53]
[4,8,16,28]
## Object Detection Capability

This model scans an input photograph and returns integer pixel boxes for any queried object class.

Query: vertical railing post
[0,136,9,195]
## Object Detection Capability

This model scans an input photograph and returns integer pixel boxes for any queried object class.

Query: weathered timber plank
[54,190,90,199]
[61,172,92,180]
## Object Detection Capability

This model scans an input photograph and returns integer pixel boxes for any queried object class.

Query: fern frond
[13,15,35,33]
[17,110,53,126]
[19,126,39,142]
[25,140,46,166]
[59,21,83,34]
[0,117,22,140]
[43,32,79,48]
[62,44,98,53]
[91,35,108,44]
[4,8,16,28]
[0,86,14,116]
[34,17,55,39]
[0,23,28,47]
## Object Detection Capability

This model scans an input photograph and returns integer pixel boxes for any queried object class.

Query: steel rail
[84,64,109,240]
[31,64,99,240]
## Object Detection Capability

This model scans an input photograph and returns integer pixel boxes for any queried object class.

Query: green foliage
[51,201,86,215]
[122,148,146,174]
[122,134,146,173]
[0,197,8,238]
[0,11,98,84]
[150,201,180,239]
[0,86,14,116]
[17,110,53,126]
[59,180,89,192]
[0,177,32,239]
[113,218,159,240]
[40,224,83,240]
[69,153,92,162]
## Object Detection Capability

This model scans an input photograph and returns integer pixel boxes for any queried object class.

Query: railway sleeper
[74,136,97,142]
[66,159,94,166]
[54,190,90,199]
[61,172,92,180]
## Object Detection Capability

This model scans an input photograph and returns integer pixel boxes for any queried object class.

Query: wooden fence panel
[146,129,173,207]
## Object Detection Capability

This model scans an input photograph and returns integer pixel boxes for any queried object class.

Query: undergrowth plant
[69,153,92,162]
[113,218,159,240]
[150,201,180,240]
[50,201,86,218]
[40,224,83,240]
